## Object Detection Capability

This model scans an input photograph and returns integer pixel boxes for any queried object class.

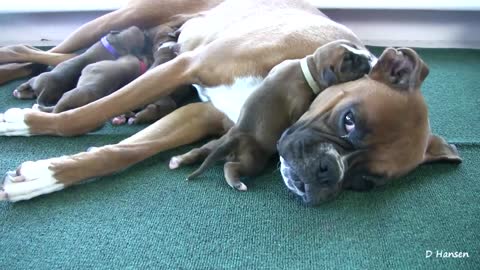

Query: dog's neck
[100,36,121,59]
[300,57,322,95]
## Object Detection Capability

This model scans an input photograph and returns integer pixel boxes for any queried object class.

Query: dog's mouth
[280,156,305,196]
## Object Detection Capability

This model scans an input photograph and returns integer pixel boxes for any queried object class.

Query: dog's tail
[187,136,240,180]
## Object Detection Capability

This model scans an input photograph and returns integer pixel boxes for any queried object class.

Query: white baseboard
[0,9,479,49]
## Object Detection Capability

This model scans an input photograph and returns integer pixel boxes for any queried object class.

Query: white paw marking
[169,157,181,169]
[1,158,65,202]
[0,108,31,136]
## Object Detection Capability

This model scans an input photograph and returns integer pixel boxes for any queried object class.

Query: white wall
[0,5,479,48]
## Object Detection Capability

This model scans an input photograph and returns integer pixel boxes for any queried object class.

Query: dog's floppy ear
[369,47,429,91]
[422,134,462,164]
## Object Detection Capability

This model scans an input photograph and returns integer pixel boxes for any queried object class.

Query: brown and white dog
[176,41,372,197]
[0,0,461,204]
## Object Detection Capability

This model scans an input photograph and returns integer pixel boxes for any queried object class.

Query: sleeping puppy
[37,55,148,113]
[13,26,145,106]
[169,40,372,190]
[146,24,180,67]
[112,25,192,125]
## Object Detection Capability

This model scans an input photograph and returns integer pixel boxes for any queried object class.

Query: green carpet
[0,48,478,269]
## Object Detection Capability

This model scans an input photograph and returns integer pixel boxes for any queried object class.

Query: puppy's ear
[369,47,429,91]
[422,134,462,164]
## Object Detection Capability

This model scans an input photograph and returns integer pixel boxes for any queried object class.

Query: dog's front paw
[111,115,128,125]
[337,43,375,82]
[0,108,31,136]
[315,40,374,86]
[1,159,65,202]
[12,81,36,99]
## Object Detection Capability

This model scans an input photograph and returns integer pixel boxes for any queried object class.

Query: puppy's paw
[168,157,183,169]
[129,104,164,125]
[338,43,373,81]
[13,81,36,99]
[315,40,373,85]
[0,108,31,136]
[111,115,127,125]
[169,148,209,170]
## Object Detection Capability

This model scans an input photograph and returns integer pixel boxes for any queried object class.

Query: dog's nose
[315,154,341,185]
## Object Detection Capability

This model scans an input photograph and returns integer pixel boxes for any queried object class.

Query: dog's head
[106,26,146,56]
[277,47,461,206]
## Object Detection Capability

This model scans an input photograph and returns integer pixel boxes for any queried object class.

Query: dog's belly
[193,76,263,123]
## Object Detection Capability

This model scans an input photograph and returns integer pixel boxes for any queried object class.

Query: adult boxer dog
[177,41,371,193]
[0,0,461,204]
[13,26,145,106]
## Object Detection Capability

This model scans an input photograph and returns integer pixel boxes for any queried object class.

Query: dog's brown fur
[13,26,146,106]
[0,0,460,204]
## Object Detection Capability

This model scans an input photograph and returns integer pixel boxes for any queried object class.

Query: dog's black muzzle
[277,125,346,205]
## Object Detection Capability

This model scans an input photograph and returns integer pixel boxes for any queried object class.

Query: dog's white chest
[194,77,264,123]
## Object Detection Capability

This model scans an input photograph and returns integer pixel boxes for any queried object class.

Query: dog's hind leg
[0,102,232,202]
[50,0,221,54]
[169,139,222,169]
[0,45,75,66]
[223,149,269,191]
[0,1,220,85]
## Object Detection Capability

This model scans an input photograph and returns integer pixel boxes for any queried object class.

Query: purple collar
[101,36,120,59]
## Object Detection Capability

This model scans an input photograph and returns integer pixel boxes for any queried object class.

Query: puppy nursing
[170,41,372,190]
[14,26,145,106]
[18,24,191,125]
[38,55,148,113]
[112,25,193,125]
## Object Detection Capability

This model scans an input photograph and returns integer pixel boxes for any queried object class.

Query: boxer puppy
[13,26,145,106]
[169,40,372,190]
[112,26,192,125]
[37,55,149,113]
[145,24,180,67]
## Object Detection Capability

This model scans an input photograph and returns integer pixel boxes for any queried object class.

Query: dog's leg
[50,0,220,54]
[0,27,285,137]
[0,52,197,136]
[0,0,219,85]
[0,45,75,66]
[0,63,46,86]
[169,139,221,169]
[0,102,232,202]
[12,79,36,99]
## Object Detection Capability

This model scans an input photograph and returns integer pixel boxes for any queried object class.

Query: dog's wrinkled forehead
[299,47,434,177]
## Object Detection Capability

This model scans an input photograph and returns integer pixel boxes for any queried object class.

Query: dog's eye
[343,111,355,133]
